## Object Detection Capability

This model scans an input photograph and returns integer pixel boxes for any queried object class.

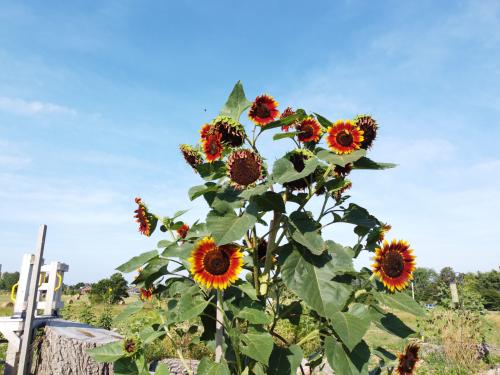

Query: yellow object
[10,282,19,302]
[55,272,63,291]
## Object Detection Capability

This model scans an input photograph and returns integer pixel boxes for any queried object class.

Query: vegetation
[0,272,20,291]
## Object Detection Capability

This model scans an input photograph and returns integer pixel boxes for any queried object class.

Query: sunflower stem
[262,210,281,296]
[215,290,224,363]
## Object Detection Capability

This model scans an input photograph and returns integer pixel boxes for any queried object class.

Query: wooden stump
[33,319,122,375]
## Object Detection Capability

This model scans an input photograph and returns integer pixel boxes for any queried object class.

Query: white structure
[0,226,68,375]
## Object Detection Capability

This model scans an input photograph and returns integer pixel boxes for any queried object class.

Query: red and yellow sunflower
[378,223,392,242]
[140,287,153,301]
[396,343,420,375]
[296,117,322,143]
[200,123,212,140]
[248,94,279,126]
[189,237,243,290]
[280,107,296,132]
[354,114,378,150]
[176,223,189,239]
[372,239,416,292]
[134,197,157,237]
[326,120,364,154]
[201,132,224,162]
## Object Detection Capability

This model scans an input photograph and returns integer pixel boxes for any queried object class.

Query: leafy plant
[89,81,423,375]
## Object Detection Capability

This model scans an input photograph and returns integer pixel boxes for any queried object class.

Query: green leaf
[289,211,325,255]
[372,347,397,362]
[272,157,320,184]
[373,291,426,316]
[342,203,380,228]
[188,182,219,201]
[240,330,274,366]
[237,307,272,324]
[369,306,415,338]
[268,344,304,375]
[114,302,143,323]
[239,181,272,200]
[116,250,158,273]
[114,357,139,375]
[260,110,306,131]
[206,206,258,245]
[154,363,171,375]
[324,337,370,375]
[316,149,366,167]
[235,281,258,301]
[326,241,355,273]
[220,81,252,121]
[251,191,285,213]
[197,357,231,375]
[204,185,244,214]
[177,294,210,322]
[161,242,194,261]
[139,326,166,344]
[196,161,227,181]
[330,312,370,351]
[314,113,333,128]
[87,341,125,362]
[280,244,353,317]
[353,157,397,170]
[273,131,300,140]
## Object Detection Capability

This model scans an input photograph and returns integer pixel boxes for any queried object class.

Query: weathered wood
[33,320,122,375]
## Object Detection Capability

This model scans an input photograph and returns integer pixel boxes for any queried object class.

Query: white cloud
[0,96,77,116]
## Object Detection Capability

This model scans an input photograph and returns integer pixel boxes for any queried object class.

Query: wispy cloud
[0,96,77,116]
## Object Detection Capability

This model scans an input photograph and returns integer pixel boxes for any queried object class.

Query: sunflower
[202,132,224,162]
[180,144,203,171]
[211,115,246,147]
[333,180,352,200]
[226,149,263,189]
[123,336,141,357]
[326,120,364,154]
[140,287,153,301]
[378,223,392,242]
[189,237,243,290]
[396,343,420,375]
[177,223,189,239]
[134,197,158,237]
[283,149,316,191]
[333,163,353,178]
[296,117,322,143]
[200,123,212,140]
[280,107,297,132]
[248,94,279,126]
[354,114,378,150]
[372,239,416,292]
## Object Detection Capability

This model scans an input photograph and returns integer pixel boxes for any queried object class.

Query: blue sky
[0,0,499,283]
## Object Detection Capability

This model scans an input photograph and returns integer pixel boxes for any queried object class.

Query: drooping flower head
[211,115,246,147]
[372,239,416,292]
[332,180,352,200]
[248,94,279,126]
[140,287,153,301]
[354,114,378,150]
[396,343,420,375]
[189,237,243,290]
[334,163,353,178]
[134,197,158,237]
[179,144,203,171]
[283,149,316,191]
[202,132,224,162]
[226,149,264,189]
[280,107,297,132]
[123,336,141,357]
[296,117,322,143]
[177,223,189,239]
[326,120,364,154]
[378,223,392,242]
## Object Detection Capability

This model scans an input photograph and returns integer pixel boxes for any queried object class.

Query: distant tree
[476,269,500,310]
[438,266,456,284]
[0,271,20,291]
[90,273,128,304]
[412,267,439,303]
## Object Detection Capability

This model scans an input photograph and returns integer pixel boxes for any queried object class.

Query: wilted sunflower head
[280,107,297,132]
[397,343,420,375]
[354,114,378,150]
[123,336,141,357]
[134,197,157,237]
[248,94,279,126]
[372,239,416,292]
[226,149,264,189]
[176,223,189,239]
[332,180,352,200]
[326,120,364,154]
[334,163,353,178]
[179,144,203,171]
[296,117,322,143]
[283,149,316,191]
[211,115,246,147]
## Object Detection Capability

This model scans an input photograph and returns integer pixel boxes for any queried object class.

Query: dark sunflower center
[230,155,261,186]
[254,103,270,118]
[203,250,230,275]
[336,130,353,147]
[124,339,136,353]
[301,124,313,139]
[381,251,404,278]
[208,139,219,154]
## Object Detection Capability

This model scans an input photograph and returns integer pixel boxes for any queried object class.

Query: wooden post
[17,225,47,375]
[215,290,223,363]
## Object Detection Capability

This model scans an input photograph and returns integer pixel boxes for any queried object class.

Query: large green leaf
[240,330,274,366]
[280,244,353,317]
[272,157,320,184]
[169,294,210,324]
[373,291,426,316]
[219,81,252,121]
[369,306,415,338]
[289,211,325,255]
[251,191,285,213]
[324,337,370,375]
[342,203,380,228]
[188,182,219,201]
[316,149,366,167]
[113,357,139,375]
[330,312,370,351]
[197,357,231,375]
[273,131,300,140]
[114,302,143,323]
[154,363,171,375]
[206,207,258,245]
[260,110,306,131]
[116,250,158,273]
[326,241,355,273]
[204,185,244,213]
[87,341,125,362]
[196,161,226,181]
[268,344,303,375]
[239,181,272,200]
[237,307,272,324]
[353,157,397,170]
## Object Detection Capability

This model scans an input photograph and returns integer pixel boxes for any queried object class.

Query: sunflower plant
[89,82,425,375]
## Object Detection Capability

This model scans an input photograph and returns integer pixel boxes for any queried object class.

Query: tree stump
[33,319,122,375]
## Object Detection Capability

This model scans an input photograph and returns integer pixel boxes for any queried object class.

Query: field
[0,293,499,374]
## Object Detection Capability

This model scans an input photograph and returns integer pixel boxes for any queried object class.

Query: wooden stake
[215,290,223,363]
[17,225,47,375]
